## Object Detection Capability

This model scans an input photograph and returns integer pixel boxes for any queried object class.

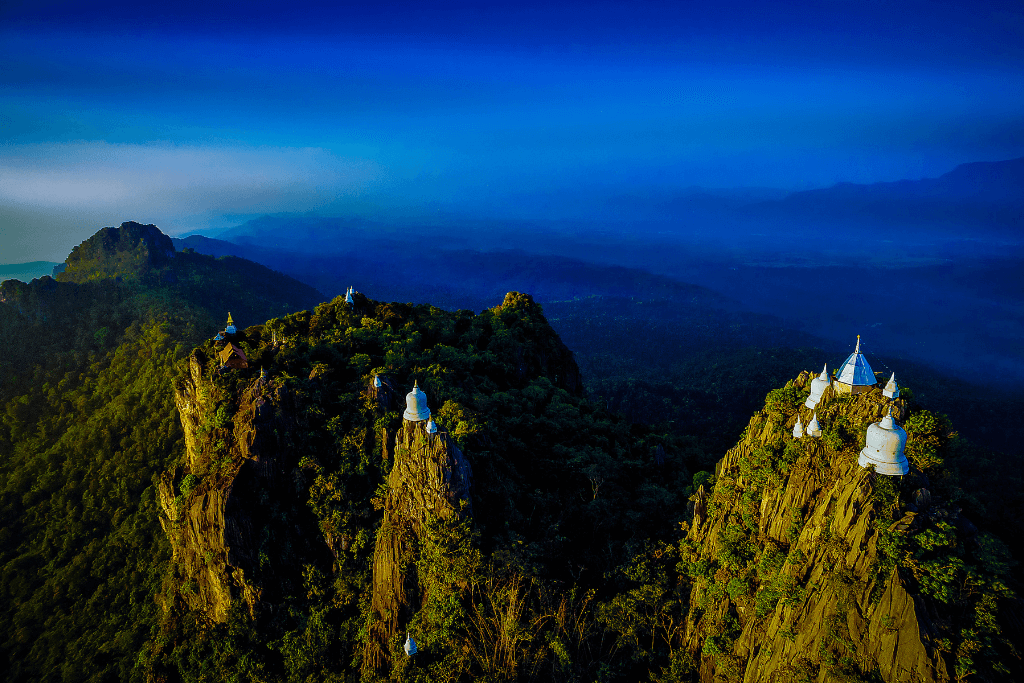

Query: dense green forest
[0,223,322,681]
[542,297,1024,577]
[1,223,1020,682]
[148,288,704,682]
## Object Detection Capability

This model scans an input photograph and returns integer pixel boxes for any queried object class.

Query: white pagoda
[403,381,431,422]
[805,364,831,409]
[806,412,822,438]
[858,407,909,476]
[883,373,900,399]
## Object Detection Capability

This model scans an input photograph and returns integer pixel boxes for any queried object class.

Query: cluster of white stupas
[403,380,438,434]
[796,335,908,476]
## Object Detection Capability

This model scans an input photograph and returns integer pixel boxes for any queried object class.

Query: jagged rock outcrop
[158,350,295,622]
[368,373,400,414]
[59,221,175,284]
[681,375,953,682]
[364,418,474,670]
[493,291,585,396]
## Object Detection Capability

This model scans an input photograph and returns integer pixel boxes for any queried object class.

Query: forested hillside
[141,289,1018,682]
[0,223,322,681]
[0,223,1020,682]
[147,289,700,682]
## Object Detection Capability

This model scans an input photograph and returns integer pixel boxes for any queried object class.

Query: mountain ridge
[0,222,327,681]
[2,222,1021,682]
[750,157,1024,233]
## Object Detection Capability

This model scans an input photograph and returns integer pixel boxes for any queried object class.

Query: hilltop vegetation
[148,297,1018,682]
[680,376,1017,682]
[147,289,705,682]
[0,222,1020,682]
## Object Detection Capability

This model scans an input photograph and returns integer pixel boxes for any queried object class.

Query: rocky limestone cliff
[158,348,298,622]
[679,372,984,682]
[364,416,474,670]
[153,290,579,634]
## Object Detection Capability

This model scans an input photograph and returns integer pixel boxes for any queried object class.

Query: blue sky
[2,0,1024,261]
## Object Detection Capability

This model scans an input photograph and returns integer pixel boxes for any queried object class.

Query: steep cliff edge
[680,374,1016,682]
[154,291,584,629]
[158,348,300,621]
[364,417,475,670]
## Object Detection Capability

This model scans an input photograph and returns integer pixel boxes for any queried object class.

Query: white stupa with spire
[426,418,438,434]
[792,416,804,439]
[403,381,431,422]
[883,372,900,399]
[225,312,237,336]
[373,374,382,388]
[835,335,877,395]
[858,407,909,476]
[345,286,354,305]
[806,412,822,438]
[804,363,831,409]
[404,633,417,656]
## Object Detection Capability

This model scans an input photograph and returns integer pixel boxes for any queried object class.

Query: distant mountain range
[0,261,61,282]
[748,157,1024,232]
[183,157,1024,268]
[172,232,742,313]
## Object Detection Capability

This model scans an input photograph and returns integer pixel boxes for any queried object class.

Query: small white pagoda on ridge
[806,412,822,438]
[883,373,900,399]
[403,381,431,422]
[804,364,831,409]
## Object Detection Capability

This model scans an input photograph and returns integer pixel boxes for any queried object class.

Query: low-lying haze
[2,1,1022,393]
[3,0,1024,260]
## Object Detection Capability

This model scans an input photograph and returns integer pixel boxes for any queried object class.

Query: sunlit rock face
[364,417,473,670]
[159,350,296,622]
[681,377,948,683]
[859,411,909,476]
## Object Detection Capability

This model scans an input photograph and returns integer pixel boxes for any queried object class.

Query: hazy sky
[3,0,1024,261]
